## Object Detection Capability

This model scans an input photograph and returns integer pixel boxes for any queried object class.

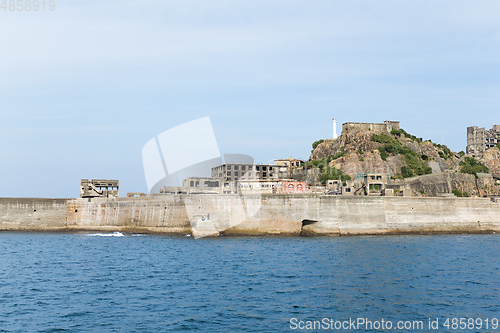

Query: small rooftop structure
[80,179,119,198]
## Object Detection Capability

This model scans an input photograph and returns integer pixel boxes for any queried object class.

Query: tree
[459,156,489,177]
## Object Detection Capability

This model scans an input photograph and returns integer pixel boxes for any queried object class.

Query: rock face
[329,151,404,179]
[309,129,459,180]
[387,172,500,197]
[481,147,500,176]
[306,128,500,197]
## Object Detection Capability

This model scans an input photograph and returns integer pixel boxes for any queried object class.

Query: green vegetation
[371,133,432,178]
[303,153,352,185]
[433,143,454,160]
[401,166,414,178]
[419,190,425,195]
[452,189,470,197]
[459,156,489,177]
[319,167,352,184]
[391,129,422,143]
[459,151,465,157]
[311,139,325,152]
[421,154,428,161]
[371,132,393,144]
[359,157,364,162]
[497,143,500,150]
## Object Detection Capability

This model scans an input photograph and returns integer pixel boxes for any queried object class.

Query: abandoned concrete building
[274,157,304,179]
[326,174,395,197]
[342,120,400,133]
[211,163,279,182]
[327,180,356,196]
[80,179,119,198]
[466,125,500,157]
[160,177,238,195]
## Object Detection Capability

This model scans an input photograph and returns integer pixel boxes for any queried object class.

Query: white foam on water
[85,232,125,237]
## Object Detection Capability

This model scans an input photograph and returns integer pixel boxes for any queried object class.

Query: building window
[227,172,231,176]
[346,188,351,192]
[256,166,260,171]
[234,165,239,170]
[263,172,267,177]
[227,165,231,170]
[195,181,199,187]
[377,176,382,180]
[235,172,239,177]
[190,181,194,187]
[263,166,267,171]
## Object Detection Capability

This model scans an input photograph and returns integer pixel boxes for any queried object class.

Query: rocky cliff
[306,128,500,197]
[481,147,500,176]
[310,128,459,179]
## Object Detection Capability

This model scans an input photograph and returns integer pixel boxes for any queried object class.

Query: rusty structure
[80,179,119,198]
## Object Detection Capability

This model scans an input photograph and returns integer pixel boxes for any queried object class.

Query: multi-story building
[274,157,304,179]
[160,177,238,195]
[211,163,279,182]
[467,125,500,157]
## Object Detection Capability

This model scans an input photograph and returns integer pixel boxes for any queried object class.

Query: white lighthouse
[332,118,338,139]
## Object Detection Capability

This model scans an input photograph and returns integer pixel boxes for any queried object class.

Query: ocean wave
[85,232,125,237]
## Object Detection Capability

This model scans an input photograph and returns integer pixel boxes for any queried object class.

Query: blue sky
[1,0,499,197]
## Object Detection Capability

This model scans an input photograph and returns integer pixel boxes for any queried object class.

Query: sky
[1,0,499,197]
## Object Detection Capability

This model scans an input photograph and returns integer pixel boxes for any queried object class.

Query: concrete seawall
[0,198,69,231]
[1,195,499,235]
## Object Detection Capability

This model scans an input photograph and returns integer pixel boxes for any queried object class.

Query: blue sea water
[0,233,499,332]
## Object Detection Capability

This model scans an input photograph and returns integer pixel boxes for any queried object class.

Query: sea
[0,233,499,332]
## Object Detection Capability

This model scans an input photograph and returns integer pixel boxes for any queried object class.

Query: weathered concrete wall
[1,195,499,236]
[303,196,500,235]
[0,198,68,231]
[66,197,191,233]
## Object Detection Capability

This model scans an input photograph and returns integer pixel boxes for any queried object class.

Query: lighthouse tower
[332,118,338,139]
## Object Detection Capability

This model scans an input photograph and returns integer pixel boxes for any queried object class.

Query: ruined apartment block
[211,163,279,182]
[467,125,500,157]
